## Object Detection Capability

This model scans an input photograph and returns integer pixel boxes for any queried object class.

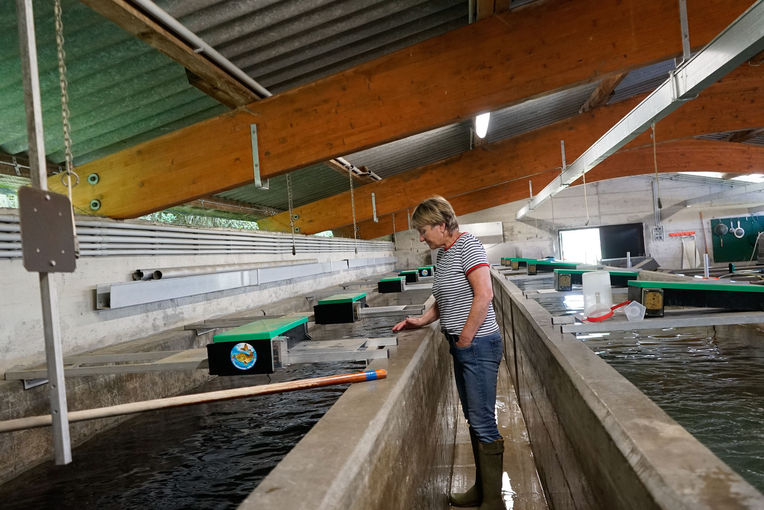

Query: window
[559,223,645,263]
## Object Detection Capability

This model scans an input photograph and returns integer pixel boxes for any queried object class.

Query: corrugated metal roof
[217,162,352,209]
[609,58,677,104]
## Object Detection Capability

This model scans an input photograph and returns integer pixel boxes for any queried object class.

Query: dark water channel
[511,275,764,493]
[0,311,410,510]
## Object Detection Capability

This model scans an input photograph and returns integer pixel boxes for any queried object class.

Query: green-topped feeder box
[314,292,367,324]
[554,269,639,291]
[378,277,405,293]
[627,280,764,317]
[207,316,309,375]
[533,259,578,273]
[399,270,420,283]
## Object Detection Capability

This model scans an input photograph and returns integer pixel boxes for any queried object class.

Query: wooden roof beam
[257,66,762,234]
[79,0,259,108]
[56,0,753,218]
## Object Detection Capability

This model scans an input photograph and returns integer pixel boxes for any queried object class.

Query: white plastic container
[582,270,613,318]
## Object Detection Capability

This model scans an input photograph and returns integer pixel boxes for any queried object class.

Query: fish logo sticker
[230,342,256,370]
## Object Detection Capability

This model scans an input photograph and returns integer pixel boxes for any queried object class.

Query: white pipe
[131,0,272,99]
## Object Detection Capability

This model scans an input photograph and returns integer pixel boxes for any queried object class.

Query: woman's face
[418,223,448,249]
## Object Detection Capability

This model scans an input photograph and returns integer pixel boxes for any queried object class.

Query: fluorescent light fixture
[731,173,764,183]
[474,112,490,139]
[679,171,726,179]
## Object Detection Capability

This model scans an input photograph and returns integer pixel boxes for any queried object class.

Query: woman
[393,196,504,509]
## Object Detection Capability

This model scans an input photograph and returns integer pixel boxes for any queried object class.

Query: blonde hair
[411,196,458,233]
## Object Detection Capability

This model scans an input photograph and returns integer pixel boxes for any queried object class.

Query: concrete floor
[449,359,548,509]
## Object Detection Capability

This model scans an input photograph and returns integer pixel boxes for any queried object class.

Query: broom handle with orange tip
[0,369,387,434]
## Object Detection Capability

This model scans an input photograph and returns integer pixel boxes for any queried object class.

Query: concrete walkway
[449,359,548,509]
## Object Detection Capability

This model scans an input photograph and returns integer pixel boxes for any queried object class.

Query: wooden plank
[476,0,497,20]
[50,0,752,218]
[261,66,762,234]
[579,73,627,113]
[79,0,258,108]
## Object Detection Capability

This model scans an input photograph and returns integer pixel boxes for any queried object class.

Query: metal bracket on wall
[250,124,269,190]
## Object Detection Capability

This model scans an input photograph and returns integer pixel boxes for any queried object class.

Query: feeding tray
[378,277,405,293]
[314,292,367,324]
[207,316,309,375]
[554,269,639,291]
[627,280,764,317]
[398,270,420,283]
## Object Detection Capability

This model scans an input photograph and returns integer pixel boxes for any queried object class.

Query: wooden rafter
[184,197,282,217]
[51,0,753,218]
[579,73,627,113]
[257,66,763,234]
[79,0,259,108]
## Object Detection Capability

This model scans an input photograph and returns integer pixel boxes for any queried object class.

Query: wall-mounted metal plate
[18,186,76,273]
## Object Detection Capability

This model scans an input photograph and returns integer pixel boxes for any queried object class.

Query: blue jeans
[445,331,503,443]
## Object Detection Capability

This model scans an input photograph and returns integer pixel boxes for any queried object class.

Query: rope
[348,167,358,253]
[391,212,396,247]
[54,0,79,256]
[286,173,296,255]
[651,123,662,206]
[582,167,590,225]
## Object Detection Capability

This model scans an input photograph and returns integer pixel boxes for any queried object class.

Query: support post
[16,0,72,464]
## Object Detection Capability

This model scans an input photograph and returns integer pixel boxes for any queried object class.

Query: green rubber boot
[478,438,504,510]
[449,428,482,507]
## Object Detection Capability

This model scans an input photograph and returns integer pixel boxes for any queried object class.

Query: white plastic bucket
[582,271,613,318]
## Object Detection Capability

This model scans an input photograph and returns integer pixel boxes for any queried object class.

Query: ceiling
[1,0,762,235]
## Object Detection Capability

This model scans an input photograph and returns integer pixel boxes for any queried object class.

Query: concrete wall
[393,229,434,269]
[242,315,457,509]
[491,269,764,509]
[391,175,762,268]
[0,248,394,375]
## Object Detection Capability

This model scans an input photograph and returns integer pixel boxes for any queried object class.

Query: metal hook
[60,168,79,188]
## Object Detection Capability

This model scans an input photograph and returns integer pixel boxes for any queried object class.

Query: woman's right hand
[392,316,422,332]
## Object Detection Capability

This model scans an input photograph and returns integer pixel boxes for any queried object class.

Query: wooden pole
[0,369,386,434]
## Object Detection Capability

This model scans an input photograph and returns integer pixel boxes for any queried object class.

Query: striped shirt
[433,232,499,337]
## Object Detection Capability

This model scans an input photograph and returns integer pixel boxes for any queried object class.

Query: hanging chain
[54,0,79,256]
[54,0,77,195]
[348,167,358,253]
[286,173,296,255]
